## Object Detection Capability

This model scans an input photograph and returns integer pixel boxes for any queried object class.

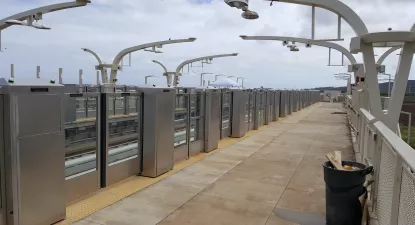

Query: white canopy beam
[240,35,357,64]
[173,53,238,86]
[151,60,170,84]
[265,0,368,35]
[0,0,90,31]
[240,35,364,89]
[109,38,196,83]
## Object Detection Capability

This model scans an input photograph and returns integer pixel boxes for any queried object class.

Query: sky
[0,0,414,89]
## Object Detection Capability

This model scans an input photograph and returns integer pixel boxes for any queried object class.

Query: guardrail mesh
[375,141,396,225]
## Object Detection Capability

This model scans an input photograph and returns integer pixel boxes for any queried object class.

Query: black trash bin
[323,161,373,225]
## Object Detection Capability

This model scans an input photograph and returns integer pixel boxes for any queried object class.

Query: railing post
[390,156,403,225]
[59,68,63,84]
[356,110,362,153]
[36,65,40,78]
[10,64,14,78]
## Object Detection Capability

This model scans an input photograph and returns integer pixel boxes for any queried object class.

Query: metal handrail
[352,106,415,225]
[373,121,415,172]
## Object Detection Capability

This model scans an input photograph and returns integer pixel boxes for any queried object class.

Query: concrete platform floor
[74,102,354,225]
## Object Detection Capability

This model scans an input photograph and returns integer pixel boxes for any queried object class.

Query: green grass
[400,125,415,148]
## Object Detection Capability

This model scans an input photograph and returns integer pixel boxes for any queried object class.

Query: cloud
[0,0,414,89]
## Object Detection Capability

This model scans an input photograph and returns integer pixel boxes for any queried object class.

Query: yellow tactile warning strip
[57,117,289,225]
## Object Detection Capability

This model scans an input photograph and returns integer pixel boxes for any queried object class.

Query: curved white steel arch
[0,0,90,30]
[375,22,415,66]
[240,35,357,64]
[110,38,196,83]
[151,60,168,73]
[257,0,382,122]
[151,60,171,85]
[81,47,108,82]
[265,0,368,35]
[377,46,402,65]
[240,35,360,96]
[173,53,238,86]
[82,48,103,64]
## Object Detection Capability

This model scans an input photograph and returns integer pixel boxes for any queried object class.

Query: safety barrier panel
[355,108,415,225]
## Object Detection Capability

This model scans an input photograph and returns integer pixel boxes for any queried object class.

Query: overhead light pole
[81,37,196,87]
[200,72,213,86]
[151,60,174,85]
[237,77,245,88]
[380,73,393,97]
[173,53,238,87]
[0,0,90,51]
[226,0,415,131]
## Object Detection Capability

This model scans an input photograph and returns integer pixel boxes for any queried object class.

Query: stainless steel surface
[299,91,303,110]
[220,89,232,139]
[253,90,260,130]
[64,93,101,203]
[102,92,142,185]
[0,95,5,225]
[0,78,66,225]
[141,87,175,178]
[174,89,190,162]
[253,89,266,129]
[264,90,272,125]
[231,89,248,138]
[273,90,280,121]
[204,89,221,153]
[280,90,288,117]
[247,90,255,131]
[287,91,293,115]
[259,90,266,126]
[189,89,205,156]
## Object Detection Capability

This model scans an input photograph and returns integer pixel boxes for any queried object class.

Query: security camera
[282,41,288,46]
[305,43,312,48]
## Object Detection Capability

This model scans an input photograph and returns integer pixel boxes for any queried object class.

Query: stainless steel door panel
[106,157,140,185]
[204,90,220,153]
[19,133,65,225]
[66,171,99,203]
[174,145,188,163]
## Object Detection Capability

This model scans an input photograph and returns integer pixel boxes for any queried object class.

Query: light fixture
[144,46,163,54]
[31,23,51,30]
[224,0,248,9]
[242,9,259,20]
[290,46,299,52]
[5,19,26,26]
[5,19,51,30]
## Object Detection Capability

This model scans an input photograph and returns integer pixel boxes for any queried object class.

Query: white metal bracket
[327,47,345,66]
[310,5,343,41]
[120,53,132,68]
[348,64,363,73]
